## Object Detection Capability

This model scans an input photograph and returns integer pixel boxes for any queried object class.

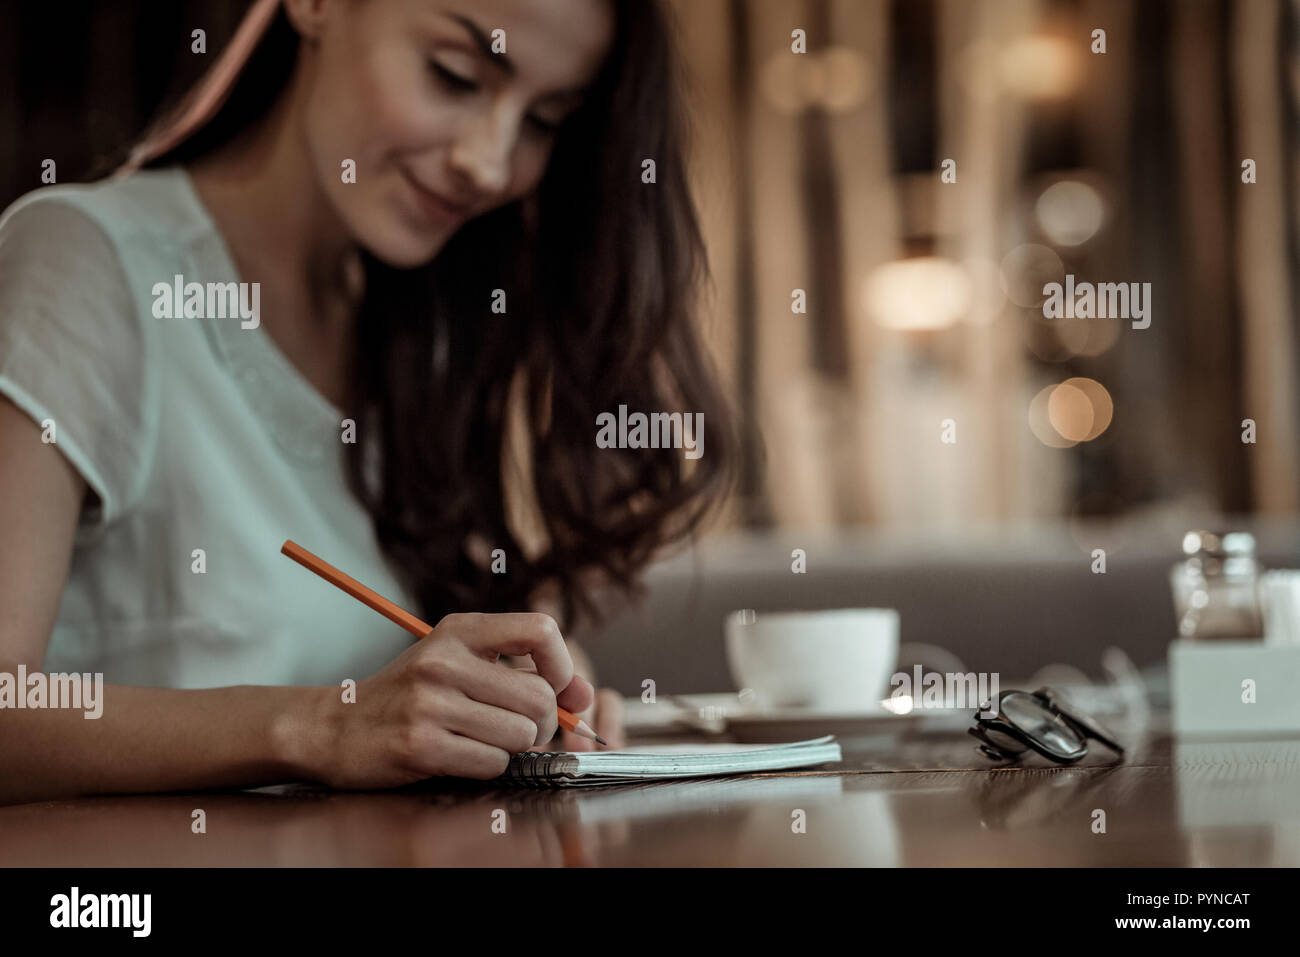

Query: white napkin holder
[1169,638,1300,736]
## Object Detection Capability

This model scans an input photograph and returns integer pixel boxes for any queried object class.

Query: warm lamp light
[862,257,973,331]
[999,35,1082,100]
[1029,377,1114,447]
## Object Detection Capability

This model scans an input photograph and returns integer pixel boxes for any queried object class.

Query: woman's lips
[402,171,472,222]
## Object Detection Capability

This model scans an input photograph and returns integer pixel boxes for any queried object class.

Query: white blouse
[0,166,419,688]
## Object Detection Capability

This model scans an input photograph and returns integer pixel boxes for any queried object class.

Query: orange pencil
[280,539,606,746]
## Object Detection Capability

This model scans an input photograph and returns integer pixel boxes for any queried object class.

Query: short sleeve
[0,196,151,532]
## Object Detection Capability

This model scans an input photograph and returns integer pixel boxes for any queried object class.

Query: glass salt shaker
[1170,530,1264,640]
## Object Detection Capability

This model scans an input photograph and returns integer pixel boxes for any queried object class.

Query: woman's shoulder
[0,166,205,255]
[0,169,184,354]
[0,170,179,536]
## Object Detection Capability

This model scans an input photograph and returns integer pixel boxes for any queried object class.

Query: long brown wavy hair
[138,1,736,632]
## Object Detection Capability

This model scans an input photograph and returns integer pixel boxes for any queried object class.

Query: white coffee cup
[724,608,900,711]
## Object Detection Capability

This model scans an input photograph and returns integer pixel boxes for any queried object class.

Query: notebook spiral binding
[501,750,565,787]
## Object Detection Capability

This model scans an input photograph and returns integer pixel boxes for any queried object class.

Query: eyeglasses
[969,686,1125,765]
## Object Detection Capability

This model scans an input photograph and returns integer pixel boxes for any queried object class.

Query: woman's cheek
[314,74,424,195]
[338,48,426,154]
[304,69,378,180]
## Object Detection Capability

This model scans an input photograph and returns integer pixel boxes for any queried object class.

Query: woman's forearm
[0,683,331,804]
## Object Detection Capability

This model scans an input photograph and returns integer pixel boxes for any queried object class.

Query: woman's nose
[448,107,515,197]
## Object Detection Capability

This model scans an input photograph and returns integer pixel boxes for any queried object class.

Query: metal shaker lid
[1181,530,1256,558]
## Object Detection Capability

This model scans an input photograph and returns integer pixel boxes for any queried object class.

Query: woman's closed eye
[429,60,478,93]
[525,113,561,136]
[429,60,561,136]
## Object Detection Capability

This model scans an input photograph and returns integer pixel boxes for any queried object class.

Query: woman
[0,0,734,802]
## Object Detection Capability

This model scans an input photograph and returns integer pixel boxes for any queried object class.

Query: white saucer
[622,693,941,732]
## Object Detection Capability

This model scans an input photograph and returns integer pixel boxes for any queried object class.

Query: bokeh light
[761,52,807,114]
[1029,383,1076,448]
[999,35,1083,100]
[1052,314,1092,357]
[1047,380,1094,441]
[999,244,1064,308]
[1029,377,1114,446]
[1062,376,1113,440]
[1022,313,1077,362]
[819,47,872,113]
[863,257,973,330]
[1075,317,1122,357]
[761,47,872,115]
[1036,179,1106,246]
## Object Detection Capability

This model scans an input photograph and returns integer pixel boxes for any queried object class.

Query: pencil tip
[595,735,608,746]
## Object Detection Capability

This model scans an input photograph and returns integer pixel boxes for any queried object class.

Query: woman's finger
[439,694,541,754]
[454,612,576,697]
[499,653,595,721]
[556,673,595,718]
[433,653,559,744]
[594,689,626,749]
[558,688,624,752]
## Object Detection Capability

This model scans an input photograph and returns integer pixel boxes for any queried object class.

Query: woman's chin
[333,190,455,268]
[361,226,451,269]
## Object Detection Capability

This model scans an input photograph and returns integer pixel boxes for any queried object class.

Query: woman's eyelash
[429,61,478,93]
[429,58,562,135]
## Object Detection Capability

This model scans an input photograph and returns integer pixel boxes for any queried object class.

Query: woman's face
[290,0,614,267]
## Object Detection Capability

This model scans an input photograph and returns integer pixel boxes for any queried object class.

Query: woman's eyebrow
[443,12,515,76]
[439,11,589,101]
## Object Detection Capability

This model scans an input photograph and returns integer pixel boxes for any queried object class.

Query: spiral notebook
[496,735,842,787]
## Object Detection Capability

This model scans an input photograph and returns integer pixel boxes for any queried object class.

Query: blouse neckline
[165,164,346,470]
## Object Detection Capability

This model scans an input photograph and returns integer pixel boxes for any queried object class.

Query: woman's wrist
[268,684,339,784]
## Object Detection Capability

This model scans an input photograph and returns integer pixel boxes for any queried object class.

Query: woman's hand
[306,612,594,789]
[509,638,626,752]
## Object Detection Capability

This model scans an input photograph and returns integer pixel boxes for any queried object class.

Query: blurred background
[674,0,1300,528]
[2,0,1298,691]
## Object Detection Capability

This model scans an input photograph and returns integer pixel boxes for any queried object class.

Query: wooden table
[3,715,1298,866]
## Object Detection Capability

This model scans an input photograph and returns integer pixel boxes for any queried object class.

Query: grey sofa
[586,516,1300,696]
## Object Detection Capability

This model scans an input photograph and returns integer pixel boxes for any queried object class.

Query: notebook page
[498,736,841,786]
[579,737,832,757]
[569,735,840,774]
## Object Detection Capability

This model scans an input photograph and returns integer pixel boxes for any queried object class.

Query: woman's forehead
[404,0,615,93]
